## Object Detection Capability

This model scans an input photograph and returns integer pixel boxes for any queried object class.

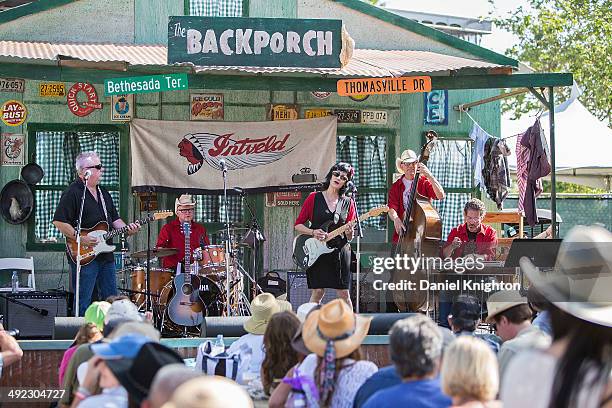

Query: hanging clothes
[469,123,491,190]
[519,119,551,226]
[482,138,512,209]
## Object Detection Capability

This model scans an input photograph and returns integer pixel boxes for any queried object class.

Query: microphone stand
[221,163,233,316]
[74,175,89,317]
[237,190,265,300]
[144,188,153,321]
[348,185,363,313]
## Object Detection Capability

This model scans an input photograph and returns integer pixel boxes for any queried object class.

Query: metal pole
[548,87,557,238]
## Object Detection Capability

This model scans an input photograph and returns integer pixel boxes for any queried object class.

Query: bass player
[53,151,140,316]
[294,162,356,308]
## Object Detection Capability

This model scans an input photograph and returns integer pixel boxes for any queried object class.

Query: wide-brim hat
[395,149,419,174]
[160,376,253,408]
[520,225,612,327]
[485,290,528,323]
[0,179,34,225]
[175,194,196,213]
[243,292,282,335]
[302,299,371,359]
[107,342,184,404]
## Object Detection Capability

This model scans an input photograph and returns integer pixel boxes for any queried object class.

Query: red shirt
[156,218,210,269]
[444,223,498,259]
[295,192,356,226]
[388,175,437,243]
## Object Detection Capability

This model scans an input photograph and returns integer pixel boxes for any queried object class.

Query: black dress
[306,192,352,290]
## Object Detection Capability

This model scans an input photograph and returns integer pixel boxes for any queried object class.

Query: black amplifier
[0,291,68,338]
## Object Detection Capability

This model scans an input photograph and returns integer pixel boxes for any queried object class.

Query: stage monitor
[505,239,562,268]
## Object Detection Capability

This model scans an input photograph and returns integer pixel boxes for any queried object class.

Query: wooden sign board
[265,191,302,207]
[361,110,387,125]
[337,76,431,96]
[168,16,343,68]
[269,104,299,121]
[305,108,332,119]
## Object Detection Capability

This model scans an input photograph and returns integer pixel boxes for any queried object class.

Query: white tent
[502,84,612,191]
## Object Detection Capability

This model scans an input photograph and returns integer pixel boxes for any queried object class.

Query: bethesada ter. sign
[104,74,188,96]
[168,16,342,68]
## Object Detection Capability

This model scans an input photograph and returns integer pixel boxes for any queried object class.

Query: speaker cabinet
[287,272,339,310]
[0,292,68,338]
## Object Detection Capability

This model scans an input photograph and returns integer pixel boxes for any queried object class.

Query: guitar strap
[97,186,111,227]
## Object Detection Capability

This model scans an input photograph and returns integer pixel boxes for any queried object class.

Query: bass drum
[130,267,174,308]
[159,275,224,317]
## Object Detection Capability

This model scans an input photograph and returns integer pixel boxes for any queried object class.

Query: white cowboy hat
[520,225,612,327]
[302,299,371,359]
[243,293,283,335]
[174,194,196,213]
[395,149,419,174]
[485,290,528,323]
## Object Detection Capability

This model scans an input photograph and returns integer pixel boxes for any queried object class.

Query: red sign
[1,100,27,126]
[265,191,302,207]
[67,82,103,117]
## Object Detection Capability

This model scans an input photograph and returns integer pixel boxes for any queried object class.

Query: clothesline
[460,107,522,140]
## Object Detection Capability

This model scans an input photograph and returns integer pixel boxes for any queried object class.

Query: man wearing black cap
[448,294,501,354]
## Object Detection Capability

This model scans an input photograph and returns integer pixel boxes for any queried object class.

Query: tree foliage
[490,0,611,125]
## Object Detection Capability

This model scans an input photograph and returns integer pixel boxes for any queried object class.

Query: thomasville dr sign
[168,16,343,68]
[337,76,432,96]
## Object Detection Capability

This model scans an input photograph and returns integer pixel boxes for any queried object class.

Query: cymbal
[131,248,178,259]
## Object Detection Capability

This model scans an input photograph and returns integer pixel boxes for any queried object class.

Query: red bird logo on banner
[178,132,297,175]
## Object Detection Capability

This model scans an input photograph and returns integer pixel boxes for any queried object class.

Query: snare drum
[199,245,228,274]
[130,267,174,307]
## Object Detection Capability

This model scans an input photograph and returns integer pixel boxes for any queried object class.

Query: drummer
[155,194,210,270]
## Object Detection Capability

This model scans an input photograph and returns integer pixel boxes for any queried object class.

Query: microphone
[83,169,93,179]
[219,159,227,172]
[3,329,19,337]
[345,181,357,196]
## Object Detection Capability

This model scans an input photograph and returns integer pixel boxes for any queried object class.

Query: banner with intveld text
[130,117,337,194]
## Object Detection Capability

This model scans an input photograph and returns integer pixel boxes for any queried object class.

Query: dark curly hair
[261,311,301,395]
[320,162,354,195]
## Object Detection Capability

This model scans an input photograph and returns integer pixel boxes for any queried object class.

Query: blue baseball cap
[90,334,151,360]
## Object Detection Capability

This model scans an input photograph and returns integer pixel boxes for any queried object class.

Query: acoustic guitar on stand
[293,205,389,269]
[66,211,173,266]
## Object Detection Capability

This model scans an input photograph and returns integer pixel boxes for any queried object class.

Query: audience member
[261,311,301,395]
[160,376,253,408]
[362,315,451,408]
[486,290,551,378]
[297,299,376,408]
[84,301,111,331]
[502,225,612,407]
[142,364,201,408]
[226,293,288,384]
[441,337,499,408]
[449,294,501,353]
[71,334,152,407]
[527,286,553,336]
[59,323,103,386]
[0,325,23,377]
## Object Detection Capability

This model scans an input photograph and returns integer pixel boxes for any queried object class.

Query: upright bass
[392,131,442,312]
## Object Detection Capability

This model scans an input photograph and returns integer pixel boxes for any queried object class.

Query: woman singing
[294,162,356,308]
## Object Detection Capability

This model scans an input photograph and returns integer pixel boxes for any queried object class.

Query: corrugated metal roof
[0,40,508,77]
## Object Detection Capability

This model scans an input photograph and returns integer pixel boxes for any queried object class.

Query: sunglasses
[86,164,103,170]
[331,171,349,182]
[178,208,194,213]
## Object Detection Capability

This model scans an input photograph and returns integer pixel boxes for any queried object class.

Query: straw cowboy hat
[175,194,196,213]
[485,290,528,323]
[520,225,612,327]
[395,149,419,174]
[243,293,286,335]
[161,376,253,408]
[302,299,372,358]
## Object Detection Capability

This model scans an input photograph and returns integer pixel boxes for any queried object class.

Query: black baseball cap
[450,294,481,326]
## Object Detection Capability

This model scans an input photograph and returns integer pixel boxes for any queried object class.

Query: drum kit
[117,227,254,335]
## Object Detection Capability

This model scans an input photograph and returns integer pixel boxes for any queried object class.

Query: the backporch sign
[168,16,343,68]
[337,76,432,96]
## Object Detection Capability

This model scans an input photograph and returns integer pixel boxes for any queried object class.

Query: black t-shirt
[53,179,120,264]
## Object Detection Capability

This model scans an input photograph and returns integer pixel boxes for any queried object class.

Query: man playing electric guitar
[53,151,140,316]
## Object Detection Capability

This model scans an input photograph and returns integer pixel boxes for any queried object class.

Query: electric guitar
[293,205,389,269]
[66,211,173,265]
[167,222,205,327]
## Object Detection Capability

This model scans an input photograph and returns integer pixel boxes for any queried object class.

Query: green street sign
[104,73,188,96]
[168,16,343,68]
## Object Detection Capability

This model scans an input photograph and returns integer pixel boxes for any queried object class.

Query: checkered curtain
[194,194,243,224]
[190,0,243,16]
[428,139,473,238]
[337,135,387,230]
[34,131,120,242]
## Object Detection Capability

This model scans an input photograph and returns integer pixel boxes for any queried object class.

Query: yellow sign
[270,104,299,121]
[305,108,332,119]
[337,76,431,96]
[39,82,66,97]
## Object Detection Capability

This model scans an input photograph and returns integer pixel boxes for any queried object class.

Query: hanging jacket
[520,119,551,226]
[482,138,512,209]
